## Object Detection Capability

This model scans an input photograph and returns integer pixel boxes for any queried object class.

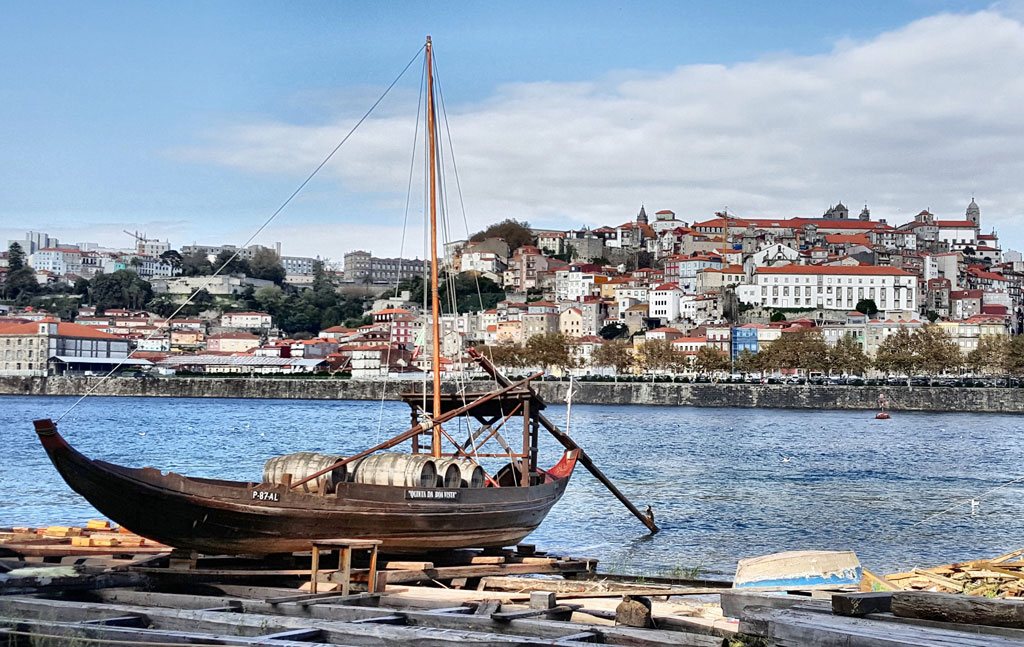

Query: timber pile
[881,547,1024,598]
[0,520,166,557]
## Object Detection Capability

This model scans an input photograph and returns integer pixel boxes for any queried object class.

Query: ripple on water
[2,396,1021,576]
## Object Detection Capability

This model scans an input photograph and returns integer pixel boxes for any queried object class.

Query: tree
[911,324,961,374]
[734,349,760,374]
[635,339,686,374]
[1003,335,1024,376]
[855,299,878,317]
[874,327,916,376]
[475,343,525,370]
[254,285,286,317]
[828,334,871,376]
[214,250,250,276]
[591,340,633,378]
[770,311,787,322]
[180,251,214,277]
[394,272,505,314]
[90,270,152,311]
[759,328,828,372]
[694,346,730,374]
[470,219,533,251]
[967,334,1008,375]
[524,333,577,373]
[249,248,286,284]
[3,242,40,302]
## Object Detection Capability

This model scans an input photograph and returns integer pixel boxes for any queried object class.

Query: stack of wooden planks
[0,521,165,556]
[882,547,1024,598]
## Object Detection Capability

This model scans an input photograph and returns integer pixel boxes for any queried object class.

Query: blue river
[1,394,1020,578]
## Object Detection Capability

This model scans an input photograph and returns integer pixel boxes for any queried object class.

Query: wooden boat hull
[36,423,577,555]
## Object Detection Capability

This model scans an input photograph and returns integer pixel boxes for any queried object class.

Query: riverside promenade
[1,376,1022,413]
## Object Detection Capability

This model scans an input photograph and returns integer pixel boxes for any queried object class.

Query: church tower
[636,204,648,225]
[859,204,870,221]
[966,197,980,226]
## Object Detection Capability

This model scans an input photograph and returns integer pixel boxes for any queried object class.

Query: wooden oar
[469,349,659,534]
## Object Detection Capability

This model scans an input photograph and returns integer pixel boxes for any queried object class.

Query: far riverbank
[1,376,1021,413]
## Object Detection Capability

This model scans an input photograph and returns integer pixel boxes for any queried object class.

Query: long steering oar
[470,349,659,534]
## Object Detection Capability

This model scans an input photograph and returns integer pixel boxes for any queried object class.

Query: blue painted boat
[734,550,862,591]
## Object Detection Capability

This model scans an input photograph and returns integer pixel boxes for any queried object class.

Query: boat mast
[426,35,443,457]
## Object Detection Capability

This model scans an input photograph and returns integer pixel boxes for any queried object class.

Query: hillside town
[2,199,1023,380]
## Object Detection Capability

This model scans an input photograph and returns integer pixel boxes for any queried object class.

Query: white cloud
[176,9,1024,256]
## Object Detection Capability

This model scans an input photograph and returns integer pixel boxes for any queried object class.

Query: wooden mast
[426,35,443,457]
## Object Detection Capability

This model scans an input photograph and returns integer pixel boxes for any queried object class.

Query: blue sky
[2,1,1019,259]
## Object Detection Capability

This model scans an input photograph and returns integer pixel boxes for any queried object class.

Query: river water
[2,395,1020,578]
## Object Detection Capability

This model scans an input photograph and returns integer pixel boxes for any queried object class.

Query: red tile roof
[756,266,913,276]
[0,321,122,340]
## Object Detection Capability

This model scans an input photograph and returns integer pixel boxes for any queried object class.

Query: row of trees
[478,325,1024,377]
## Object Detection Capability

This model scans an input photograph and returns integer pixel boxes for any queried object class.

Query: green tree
[254,285,286,317]
[475,343,525,370]
[213,249,250,276]
[967,334,1008,375]
[734,349,760,374]
[395,272,504,314]
[470,219,533,251]
[591,339,633,378]
[911,324,961,374]
[180,251,214,277]
[1003,335,1024,376]
[636,339,687,374]
[694,345,730,374]
[855,299,878,317]
[770,311,787,322]
[90,270,152,311]
[761,328,828,372]
[874,327,916,376]
[3,242,40,302]
[828,334,871,376]
[524,333,577,373]
[249,248,286,284]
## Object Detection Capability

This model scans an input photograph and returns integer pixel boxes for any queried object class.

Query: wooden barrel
[263,452,346,494]
[352,453,437,488]
[434,457,486,488]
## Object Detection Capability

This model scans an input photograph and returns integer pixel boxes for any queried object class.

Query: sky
[2,0,1023,261]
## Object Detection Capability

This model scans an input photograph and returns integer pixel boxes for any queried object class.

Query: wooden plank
[892,591,1024,628]
[260,627,323,640]
[741,606,1024,646]
[912,569,965,592]
[79,614,148,627]
[0,617,334,647]
[833,592,893,617]
[491,604,577,622]
[382,560,594,584]
[715,590,831,619]
[991,548,1024,564]
[862,568,899,592]
[349,614,406,624]
[299,592,382,607]
[84,588,719,646]
[384,561,435,570]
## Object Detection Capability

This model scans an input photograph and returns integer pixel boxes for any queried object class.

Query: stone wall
[1,376,1021,413]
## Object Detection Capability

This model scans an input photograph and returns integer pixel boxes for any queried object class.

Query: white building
[650,282,683,322]
[221,311,274,329]
[752,266,918,313]
[28,248,83,276]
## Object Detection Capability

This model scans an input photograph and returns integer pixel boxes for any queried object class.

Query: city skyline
[3,1,1022,258]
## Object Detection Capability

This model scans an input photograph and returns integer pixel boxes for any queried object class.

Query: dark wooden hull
[36,425,577,555]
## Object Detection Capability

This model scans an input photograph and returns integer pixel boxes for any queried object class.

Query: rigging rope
[375,50,427,445]
[53,45,425,425]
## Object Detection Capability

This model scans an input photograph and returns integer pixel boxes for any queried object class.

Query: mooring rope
[53,45,425,426]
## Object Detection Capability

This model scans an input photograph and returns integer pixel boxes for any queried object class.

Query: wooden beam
[892,590,1024,628]
[832,592,893,617]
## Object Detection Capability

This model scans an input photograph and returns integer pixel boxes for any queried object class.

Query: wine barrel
[263,452,346,494]
[352,453,437,488]
[434,457,486,488]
